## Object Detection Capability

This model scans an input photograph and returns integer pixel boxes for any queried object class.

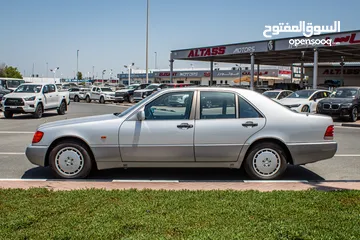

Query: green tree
[77,71,82,80]
[0,64,22,78]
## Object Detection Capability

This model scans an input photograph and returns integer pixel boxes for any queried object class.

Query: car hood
[116,89,132,93]
[2,92,38,99]
[38,114,119,130]
[279,98,308,105]
[103,91,115,95]
[319,97,354,104]
[135,89,153,93]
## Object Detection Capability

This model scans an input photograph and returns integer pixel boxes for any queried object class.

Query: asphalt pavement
[0,101,359,181]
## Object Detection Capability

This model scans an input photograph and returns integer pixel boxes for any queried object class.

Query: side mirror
[137,110,145,121]
[43,89,49,94]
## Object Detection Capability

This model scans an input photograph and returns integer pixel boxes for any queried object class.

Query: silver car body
[26,87,337,171]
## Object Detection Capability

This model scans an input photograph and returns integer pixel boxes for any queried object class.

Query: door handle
[242,121,258,127]
[177,123,193,129]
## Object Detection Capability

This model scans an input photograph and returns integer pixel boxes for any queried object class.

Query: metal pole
[155,52,157,69]
[170,58,174,83]
[250,53,255,90]
[313,48,318,89]
[77,50,79,83]
[46,62,48,77]
[145,0,149,84]
[290,65,294,83]
[92,66,94,80]
[128,68,131,86]
[210,60,214,86]
[340,62,344,86]
[257,64,260,86]
[32,63,34,77]
[300,61,304,89]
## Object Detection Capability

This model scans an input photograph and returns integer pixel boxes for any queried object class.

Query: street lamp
[76,50,79,83]
[102,70,106,85]
[124,63,135,86]
[154,52,157,69]
[50,67,59,84]
[236,64,242,86]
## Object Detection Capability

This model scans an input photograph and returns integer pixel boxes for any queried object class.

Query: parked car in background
[0,78,26,91]
[69,87,91,102]
[25,87,337,180]
[165,83,194,88]
[263,90,293,101]
[114,84,149,103]
[272,83,301,91]
[85,86,118,104]
[1,83,70,118]
[279,89,331,113]
[317,87,360,122]
[133,83,168,102]
[0,86,12,109]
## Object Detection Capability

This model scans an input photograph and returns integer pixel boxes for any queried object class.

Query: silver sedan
[26,87,337,180]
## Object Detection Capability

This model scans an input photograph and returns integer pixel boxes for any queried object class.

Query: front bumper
[287,141,337,165]
[317,107,351,117]
[25,145,48,167]
[1,101,37,113]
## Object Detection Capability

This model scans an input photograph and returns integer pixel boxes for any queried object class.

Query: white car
[279,89,331,113]
[85,86,121,104]
[263,90,293,101]
[1,83,70,118]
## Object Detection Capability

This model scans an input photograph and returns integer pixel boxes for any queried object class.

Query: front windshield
[287,90,316,99]
[146,84,159,89]
[7,80,25,88]
[263,91,280,98]
[126,85,138,89]
[334,88,358,98]
[14,84,42,93]
[101,88,113,92]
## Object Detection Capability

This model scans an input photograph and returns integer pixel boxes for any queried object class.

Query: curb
[341,123,360,128]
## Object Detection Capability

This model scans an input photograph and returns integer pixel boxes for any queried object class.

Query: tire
[33,104,43,119]
[99,96,105,104]
[85,96,91,103]
[301,105,310,112]
[128,95,134,103]
[350,107,358,122]
[243,142,288,180]
[3,111,13,119]
[48,140,93,179]
[74,95,79,102]
[57,101,66,115]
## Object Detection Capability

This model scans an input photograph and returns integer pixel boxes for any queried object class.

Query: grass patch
[0,188,359,239]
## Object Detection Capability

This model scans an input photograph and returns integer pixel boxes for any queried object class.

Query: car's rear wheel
[49,141,93,179]
[301,105,310,112]
[86,96,91,103]
[128,95,134,103]
[74,95,79,102]
[4,111,13,118]
[350,107,358,122]
[33,104,43,118]
[243,142,287,180]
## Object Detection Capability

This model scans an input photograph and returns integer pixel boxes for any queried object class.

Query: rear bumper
[287,141,337,165]
[25,145,48,166]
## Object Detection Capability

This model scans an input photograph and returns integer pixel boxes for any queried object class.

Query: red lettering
[218,47,226,55]
[323,69,329,74]
[195,49,200,57]
[349,33,360,44]
[212,47,219,56]
[334,36,350,44]
[204,48,211,56]
[200,48,206,56]
[335,69,341,74]
[188,50,195,58]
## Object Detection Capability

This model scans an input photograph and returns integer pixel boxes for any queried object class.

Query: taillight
[32,131,44,143]
[324,125,334,140]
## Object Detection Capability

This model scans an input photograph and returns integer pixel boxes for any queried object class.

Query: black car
[133,83,168,102]
[0,86,11,110]
[317,87,360,122]
[114,83,149,103]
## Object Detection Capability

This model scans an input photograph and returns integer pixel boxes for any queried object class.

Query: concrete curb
[1,180,360,192]
[341,123,360,128]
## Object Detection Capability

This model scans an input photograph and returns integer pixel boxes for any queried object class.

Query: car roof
[20,83,48,86]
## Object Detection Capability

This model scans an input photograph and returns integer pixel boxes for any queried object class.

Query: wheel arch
[243,137,294,165]
[44,136,97,170]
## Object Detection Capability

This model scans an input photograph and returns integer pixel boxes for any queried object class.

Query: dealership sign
[118,73,154,78]
[154,70,278,78]
[322,68,360,75]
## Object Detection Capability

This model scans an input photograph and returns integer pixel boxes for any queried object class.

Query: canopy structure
[170,30,360,89]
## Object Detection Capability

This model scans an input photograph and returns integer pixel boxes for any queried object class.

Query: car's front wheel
[3,111,13,118]
[128,95,134,103]
[85,96,91,103]
[301,105,310,112]
[99,96,105,104]
[243,142,287,180]
[49,140,93,179]
[74,95,79,102]
[57,101,66,115]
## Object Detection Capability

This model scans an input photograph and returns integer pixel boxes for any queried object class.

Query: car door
[119,90,196,162]
[194,90,266,162]
[93,87,100,100]
[42,85,52,109]
[48,84,59,108]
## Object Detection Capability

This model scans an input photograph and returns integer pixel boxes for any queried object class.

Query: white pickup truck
[1,83,70,119]
[85,86,121,104]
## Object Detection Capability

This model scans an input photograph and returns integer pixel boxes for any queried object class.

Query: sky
[1,0,360,79]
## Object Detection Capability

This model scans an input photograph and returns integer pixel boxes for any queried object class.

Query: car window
[97,88,101,92]
[49,85,56,93]
[144,91,194,120]
[238,96,262,118]
[278,92,287,99]
[92,87,96,91]
[200,91,235,119]
[43,85,49,93]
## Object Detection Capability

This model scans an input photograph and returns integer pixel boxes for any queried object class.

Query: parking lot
[0,101,359,181]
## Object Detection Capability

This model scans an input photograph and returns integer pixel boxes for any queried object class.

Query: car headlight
[341,103,352,108]
[24,96,36,101]
[2,97,6,101]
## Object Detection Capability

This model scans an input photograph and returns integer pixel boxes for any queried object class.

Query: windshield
[263,91,280,98]
[333,88,358,98]
[146,84,159,89]
[126,85,138,89]
[101,88,113,92]
[287,90,316,99]
[6,80,25,88]
[14,84,42,93]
